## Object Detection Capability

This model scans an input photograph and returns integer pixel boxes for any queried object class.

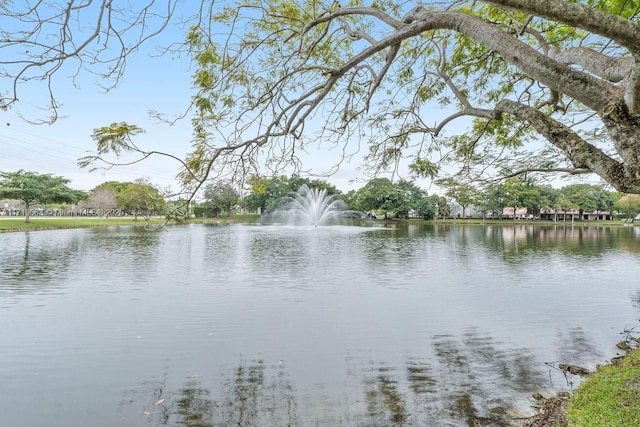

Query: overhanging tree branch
[6,1,640,196]
[548,47,632,83]
[498,167,592,180]
[304,7,619,112]
[486,0,640,54]
[496,99,630,190]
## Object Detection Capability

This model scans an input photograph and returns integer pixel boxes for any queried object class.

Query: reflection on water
[1,223,639,426]
[0,226,161,298]
[0,231,79,294]
[123,338,526,426]
[446,223,640,260]
[114,328,546,426]
[126,359,300,426]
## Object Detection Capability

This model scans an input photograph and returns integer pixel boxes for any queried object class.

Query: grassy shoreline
[0,215,636,233]
[0,217,168,232]
[523,344,640,427]
[0,215,262,232]
[566,344,640,426]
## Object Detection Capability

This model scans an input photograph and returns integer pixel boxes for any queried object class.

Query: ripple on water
[1,223,639,426]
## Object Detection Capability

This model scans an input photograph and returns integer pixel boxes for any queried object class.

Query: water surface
[1,223,639,426]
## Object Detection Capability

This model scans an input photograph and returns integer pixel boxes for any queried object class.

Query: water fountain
[264,184,363,226]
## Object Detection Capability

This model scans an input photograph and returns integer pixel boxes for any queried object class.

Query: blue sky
[0,1,380,196]
[1,63,369,195]
[1,4,195,194]
[2,55,194,193]
[0,1,601,197]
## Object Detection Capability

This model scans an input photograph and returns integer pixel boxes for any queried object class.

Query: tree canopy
[87,187,119,219]
[614,193,640,219]
[5,1,640,195]
[116,179,166,220]
[0,170,85,222]
[438,178,478,218]
[93,181,134,194]
[203,180,241,217]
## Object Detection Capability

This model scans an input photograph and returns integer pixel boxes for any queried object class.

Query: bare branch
[300,6,404,33]
[1,1,179,121]
[498,167,592,181]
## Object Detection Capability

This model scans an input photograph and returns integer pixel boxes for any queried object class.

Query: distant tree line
[0,170,85,223]
[3,170,640,223]
[227,175,640,221]
[92,179,166,220]
[437,178,621,220]
[0,170,167,223]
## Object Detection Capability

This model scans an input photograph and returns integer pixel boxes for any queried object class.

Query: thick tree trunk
[549,47,632,83]
[496,100,640,193]
[331,5,640,192]
[386,10,621,111]
[486,0,640,54]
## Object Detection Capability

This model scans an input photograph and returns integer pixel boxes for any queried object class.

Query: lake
[1,222,639,426]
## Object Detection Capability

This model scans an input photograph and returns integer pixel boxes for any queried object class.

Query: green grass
[187,214,261,224]
[0,217,166,232]
[566,348,640,426]
[0,214,629,232]
[0,214,262,232]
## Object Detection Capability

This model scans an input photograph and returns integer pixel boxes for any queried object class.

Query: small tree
[203,181,240,217]
[93,180,133,194]
[387,180,435,219]
[430,195,451,219]
[243,176,285,214]
[116,179,165,220]
[562,184,600,217]
[594,188,615,219]
[438,179,477,219]
[0,170,85,223]
[476,184,505,220]
[414,195,437,220]
[87,187,118,219]
[351,178,396,215]
[555,196,578,222]
[501,178,539,220]
[614,194,640,221]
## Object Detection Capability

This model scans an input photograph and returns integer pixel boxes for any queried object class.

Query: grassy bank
[0,215,632,232]
[187,214,261,224]
[565,346,640,426]
[0,215,262,232]
[0,217,166,232]
[524,345,640,426]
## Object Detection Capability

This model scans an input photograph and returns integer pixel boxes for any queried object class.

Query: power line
[0,133,184,191]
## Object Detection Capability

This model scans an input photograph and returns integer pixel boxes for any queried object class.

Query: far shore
[1,215,637,233]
